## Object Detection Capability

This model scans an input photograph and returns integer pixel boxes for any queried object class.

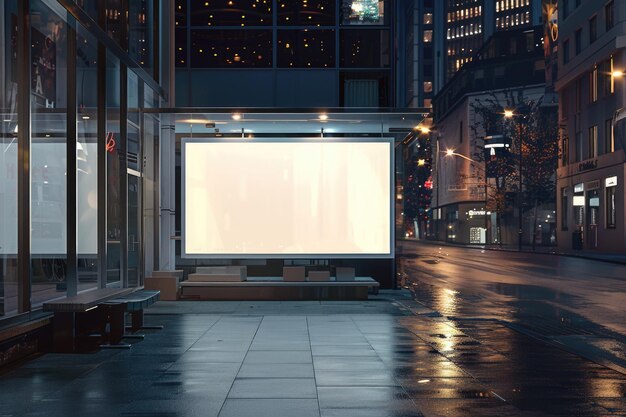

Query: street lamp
[504,109,524,251]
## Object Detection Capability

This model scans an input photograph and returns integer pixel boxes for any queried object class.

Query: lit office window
[341,0,385,25]
[423,29,432,43]
[278,0,335,26]
[190,0,272,26]
[190,30,273,67]
[277,29,335,67]
[423,13,432,24]
[423,81,432,93]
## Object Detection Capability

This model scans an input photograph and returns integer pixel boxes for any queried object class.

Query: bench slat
[43,288,134,313]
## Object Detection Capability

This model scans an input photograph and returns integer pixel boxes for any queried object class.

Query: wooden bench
[43,288,160,352]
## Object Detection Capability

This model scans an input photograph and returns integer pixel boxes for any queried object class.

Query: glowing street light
[612,70,624,78]
[504,109,515,118]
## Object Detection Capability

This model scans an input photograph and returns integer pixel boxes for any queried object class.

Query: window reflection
[76,25,99,292]
[129,0,154,71]
[340,29,389,68]
[176,28,187,67]
[106,53,122,285]
[277,0,335,26]
[175,0,187,26]
[341,0,385,25]
[277,29,335,68]
[190,0,272,26]
[191,29,272,68]
[1,1,19,317]
[30,0,68,305]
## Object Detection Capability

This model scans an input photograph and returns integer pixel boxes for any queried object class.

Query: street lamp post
[505,109,523,251]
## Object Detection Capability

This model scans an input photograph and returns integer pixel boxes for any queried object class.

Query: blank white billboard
[183,140,392,258]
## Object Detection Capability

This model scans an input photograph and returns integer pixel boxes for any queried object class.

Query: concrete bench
[189,266,247,282]
[180,277,380,301]
[145,272,180,301]
[43,288,134,352]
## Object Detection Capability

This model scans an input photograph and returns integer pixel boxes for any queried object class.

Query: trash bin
[572,230,583,250]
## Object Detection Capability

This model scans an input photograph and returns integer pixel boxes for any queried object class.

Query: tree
[403,134,432,238]
[469,90,558,247]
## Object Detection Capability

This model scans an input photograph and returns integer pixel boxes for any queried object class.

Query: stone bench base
[180,277,379,301]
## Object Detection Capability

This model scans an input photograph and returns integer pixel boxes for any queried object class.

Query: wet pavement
[1,244,626,416]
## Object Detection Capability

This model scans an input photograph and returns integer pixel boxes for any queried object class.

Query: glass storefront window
[190,29,272,68]
[190,1,272,26]
[106,52,122,285]
[30,0,68,306]
[0,1,18,317]
[142,86,159,277]
[76,24,99,292]
[277,29,335,68]
[277,0,335,26]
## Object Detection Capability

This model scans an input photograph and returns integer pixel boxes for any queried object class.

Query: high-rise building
[444,0,542,82]
[556,0,625,253]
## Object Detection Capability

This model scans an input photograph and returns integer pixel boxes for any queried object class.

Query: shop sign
[605,176,618,187]
[573,196,585,206]
[586,180,600,190]
[578,160,597,172]
[574,183,584,193]
[468,210,490,216]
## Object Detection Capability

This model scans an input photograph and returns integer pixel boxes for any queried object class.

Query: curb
[399,238,626,266]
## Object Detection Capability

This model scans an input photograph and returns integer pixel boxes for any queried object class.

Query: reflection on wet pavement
[398,240,626,415]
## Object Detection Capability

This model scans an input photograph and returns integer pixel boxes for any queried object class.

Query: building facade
[431,26,554,245]
[0,0,171,322]
[556,0,625,253]
[174,0,394,107]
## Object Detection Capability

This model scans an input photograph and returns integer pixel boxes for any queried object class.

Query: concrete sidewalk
[402,238,626,265]
[3,292,626,416]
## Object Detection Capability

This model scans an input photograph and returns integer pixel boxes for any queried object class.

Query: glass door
[127,171,141,287]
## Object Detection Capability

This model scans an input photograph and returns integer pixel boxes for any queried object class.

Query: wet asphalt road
[399,241,626,337]
[398,240,626,415]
